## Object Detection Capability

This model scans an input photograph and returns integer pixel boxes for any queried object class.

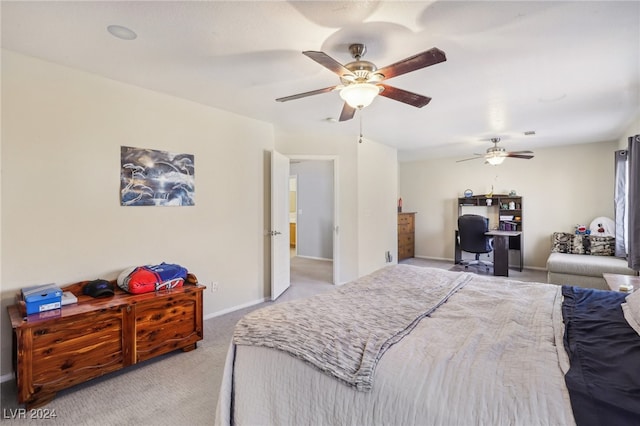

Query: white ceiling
[2,1,639,161]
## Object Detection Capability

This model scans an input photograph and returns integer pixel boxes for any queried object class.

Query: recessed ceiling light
[107,25,137,41]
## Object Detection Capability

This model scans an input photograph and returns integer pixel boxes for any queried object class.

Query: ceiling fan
[457,138,535,165]
[276,43,446,121]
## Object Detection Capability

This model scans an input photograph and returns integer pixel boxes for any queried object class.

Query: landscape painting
[120,146,195,206]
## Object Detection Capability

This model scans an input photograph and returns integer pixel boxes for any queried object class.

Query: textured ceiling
[2,1,639,161]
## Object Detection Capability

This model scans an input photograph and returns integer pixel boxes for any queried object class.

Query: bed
[215,264,640,425]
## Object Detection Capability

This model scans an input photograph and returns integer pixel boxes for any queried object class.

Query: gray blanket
[233,265,472,391]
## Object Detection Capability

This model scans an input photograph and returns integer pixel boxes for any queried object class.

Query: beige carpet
[0,256,547,425]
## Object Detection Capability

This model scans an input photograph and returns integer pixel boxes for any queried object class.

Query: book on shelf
[499,221,519,231]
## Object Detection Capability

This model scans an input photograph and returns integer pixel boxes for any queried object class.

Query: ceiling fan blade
[456,156,484,163]
[507,150,534,155]
[378,84,431,108]
[276,86,339,102]
[303,51,354,78]
[376,48,446,80]
[506,154,535,159]
[338,103,356,122]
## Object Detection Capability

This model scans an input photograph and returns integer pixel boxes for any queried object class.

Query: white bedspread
[215,266,575,426]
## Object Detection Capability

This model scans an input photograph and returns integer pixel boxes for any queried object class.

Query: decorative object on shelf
[464,189,473,198]
[398,197,403,213]
[486,199,492,206]
[486,185,494,198]
[509,201,516,210]
[509,190,517,196]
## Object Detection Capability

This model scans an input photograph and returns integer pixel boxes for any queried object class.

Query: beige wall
[399,141,620,269]
[357,139,398,276]
[1,50,275,377]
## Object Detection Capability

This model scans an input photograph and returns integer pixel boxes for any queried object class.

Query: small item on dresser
[21,283,63,315]
[117,262,188,294]
[82,279,115,298]
[61,291,78,305]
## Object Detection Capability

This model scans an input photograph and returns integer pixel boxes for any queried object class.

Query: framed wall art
[120,146,195,206]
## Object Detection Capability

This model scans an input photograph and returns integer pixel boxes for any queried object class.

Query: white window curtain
[614,149,628,258]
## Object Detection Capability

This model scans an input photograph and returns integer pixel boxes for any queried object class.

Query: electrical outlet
[211,282,219,292]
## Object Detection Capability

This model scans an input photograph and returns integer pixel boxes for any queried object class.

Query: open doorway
[288,157,337,287]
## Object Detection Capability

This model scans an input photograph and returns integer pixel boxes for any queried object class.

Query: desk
[484,230,523,277]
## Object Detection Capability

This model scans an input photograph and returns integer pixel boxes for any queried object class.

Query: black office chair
[457,214,493,271]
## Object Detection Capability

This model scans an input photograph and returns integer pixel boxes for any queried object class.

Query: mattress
[216,265,577,425]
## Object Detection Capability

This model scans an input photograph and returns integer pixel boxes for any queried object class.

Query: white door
[271,150,290,300]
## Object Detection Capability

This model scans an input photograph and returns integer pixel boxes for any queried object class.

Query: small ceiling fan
[457,138,534,165]
[276,43,446,122]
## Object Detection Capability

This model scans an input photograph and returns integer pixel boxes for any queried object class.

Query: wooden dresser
[398,212,416,261]
[7,275,205,409]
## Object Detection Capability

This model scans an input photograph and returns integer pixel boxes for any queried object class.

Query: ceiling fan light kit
[276,43,446,122]
[457,137,534,165]
[486,155,506,166]
[339,83,381,109]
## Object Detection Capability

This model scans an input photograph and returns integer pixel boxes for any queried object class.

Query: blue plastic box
[21,283,63,315]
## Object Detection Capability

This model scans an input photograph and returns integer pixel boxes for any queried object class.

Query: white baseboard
[414,255,451,262]
[295,255,332,262]
[1,372,14,383]
[203,297,268,321]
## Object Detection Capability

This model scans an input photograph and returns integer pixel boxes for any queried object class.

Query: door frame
[287,154,340,285]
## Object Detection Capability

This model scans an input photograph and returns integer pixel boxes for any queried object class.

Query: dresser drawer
[398,223,413,235]
[398,214,414,226]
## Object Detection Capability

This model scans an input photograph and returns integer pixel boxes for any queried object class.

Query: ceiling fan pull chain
[359,113,364,143]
